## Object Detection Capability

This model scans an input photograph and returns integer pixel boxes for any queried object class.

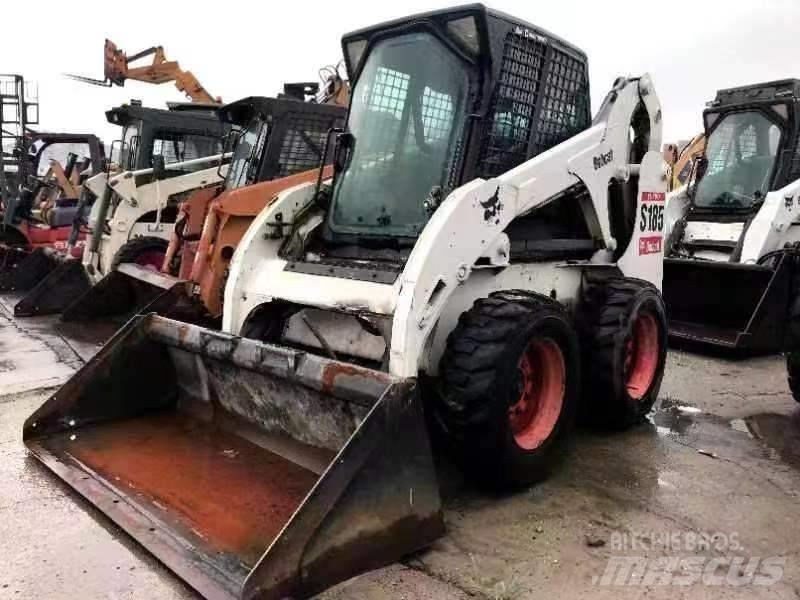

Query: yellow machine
[67,39,220,104]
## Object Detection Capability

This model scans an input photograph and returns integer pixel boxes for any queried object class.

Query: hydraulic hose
[89,186,113,253]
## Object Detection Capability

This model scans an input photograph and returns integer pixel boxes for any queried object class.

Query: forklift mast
[0,74,39,201]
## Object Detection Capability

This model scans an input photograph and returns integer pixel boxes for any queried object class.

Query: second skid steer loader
[24,6,669,599]
[663,79,800,354]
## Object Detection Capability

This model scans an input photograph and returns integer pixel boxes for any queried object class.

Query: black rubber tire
[110,236,169,271]
[579,277,668,429]
[435,290,581,489]
[787,353,800,403]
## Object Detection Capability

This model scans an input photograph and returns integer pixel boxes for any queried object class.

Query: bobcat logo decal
[480,187,503,224]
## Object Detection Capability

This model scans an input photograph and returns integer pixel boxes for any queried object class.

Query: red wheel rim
[133,250,166,271]
[625,311,660,400]
[508,338,566,450]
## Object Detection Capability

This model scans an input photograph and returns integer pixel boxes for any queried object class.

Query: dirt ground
[1,297,799,600]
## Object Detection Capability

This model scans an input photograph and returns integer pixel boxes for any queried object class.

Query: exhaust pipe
[24,315,444,599]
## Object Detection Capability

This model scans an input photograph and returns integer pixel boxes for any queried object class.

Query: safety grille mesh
[477,34,589,178]
[276,111,341,177]
[706,122,757,176]
[530,49,590,156]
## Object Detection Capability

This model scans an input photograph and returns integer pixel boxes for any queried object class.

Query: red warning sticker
[641,192,666,203]
[638,235,662,255]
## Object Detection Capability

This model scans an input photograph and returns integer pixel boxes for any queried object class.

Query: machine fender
[223,181,320,334]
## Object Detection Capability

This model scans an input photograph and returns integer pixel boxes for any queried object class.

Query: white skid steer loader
[23,6,669,600]
[659,79,800,398]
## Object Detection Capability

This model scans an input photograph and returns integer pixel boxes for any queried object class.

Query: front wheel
[434,291,580,489]
[580,278,668,429]
[110,236,169,272]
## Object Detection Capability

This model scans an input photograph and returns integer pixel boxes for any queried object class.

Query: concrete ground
[1,298,799,599]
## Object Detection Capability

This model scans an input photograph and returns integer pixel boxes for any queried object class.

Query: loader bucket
[23,315,443,600]
[0,247,63,292]
[663,256,791,353]
[60,263,196,342]
[14,259,91,316]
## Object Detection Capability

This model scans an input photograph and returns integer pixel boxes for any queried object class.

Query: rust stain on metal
[320,362,388,396]
[175,323,191,344]
[59,413,318,566]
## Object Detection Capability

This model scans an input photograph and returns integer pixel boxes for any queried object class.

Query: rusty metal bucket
[23,315,444,600]
[0,247,64,292]
[56,263,198,343]
[663,255,791,353]
[14,259,91,316]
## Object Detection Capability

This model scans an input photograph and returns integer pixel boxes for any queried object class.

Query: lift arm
[67,39,220,104]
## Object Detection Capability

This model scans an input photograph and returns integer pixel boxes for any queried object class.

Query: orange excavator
[67,39,220,104]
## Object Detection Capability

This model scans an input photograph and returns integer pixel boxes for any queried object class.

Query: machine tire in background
[786,295,800,403]
[580,277,668,428]
[787,353,800,403]
[110,236,169,272]
[435,291,580,489]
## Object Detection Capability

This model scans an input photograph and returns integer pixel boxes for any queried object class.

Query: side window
[151,132,223,173]
[36,142,92,176]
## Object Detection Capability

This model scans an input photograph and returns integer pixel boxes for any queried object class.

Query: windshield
[328,31,470,238]
[694,111,782,209]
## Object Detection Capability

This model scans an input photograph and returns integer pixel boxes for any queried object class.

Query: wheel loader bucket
[23,315,443,600]
[663,256,791,353]
[59,263,196,343]
[14,259,91,316]
[0,247,63,292]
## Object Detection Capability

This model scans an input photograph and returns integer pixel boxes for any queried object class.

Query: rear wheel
[435,291,580,488]
[111,236,168,272]
[580,278,668,428]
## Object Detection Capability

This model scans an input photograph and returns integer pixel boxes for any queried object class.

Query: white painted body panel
[224,76,668,378]
[81,155,226,282]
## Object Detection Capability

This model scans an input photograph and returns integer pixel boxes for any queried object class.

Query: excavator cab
[664,79,800,352]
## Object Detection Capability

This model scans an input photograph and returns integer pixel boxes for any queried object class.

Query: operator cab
[309,4,591,260]
[217,95,345,192]
[691,79,800,214]
[105,103,226,179]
